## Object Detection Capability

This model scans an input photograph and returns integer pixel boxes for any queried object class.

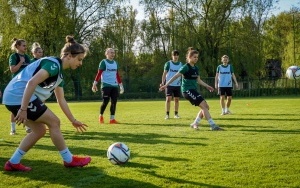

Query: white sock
[222,108,225,113]
[225,107,228,112]
[195,117,201,124]
[208,118,216,126]
[10,148,26,164]
[59,148,73,163]
[11,122,16,131]
[110,115,115,120]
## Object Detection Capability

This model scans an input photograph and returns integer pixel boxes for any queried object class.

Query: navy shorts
[102,87,119,99]
[219,87,233,96]
[182,89,205,106]
[5,98,48,121]
[165,86,181,97]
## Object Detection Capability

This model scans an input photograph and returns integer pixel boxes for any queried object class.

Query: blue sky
[273,0,300,14]
[130,0,300,19]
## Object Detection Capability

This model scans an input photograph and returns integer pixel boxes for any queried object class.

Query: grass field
[0,97,300,188]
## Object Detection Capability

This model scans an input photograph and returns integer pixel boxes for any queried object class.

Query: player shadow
[240,129,300,134]
[0,157,160,188]
[214,117,300,121]
[54,131,208,147]
[139,169,229,188]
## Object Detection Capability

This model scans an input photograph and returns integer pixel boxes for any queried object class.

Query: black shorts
[165,86,181,97]
[182,89,205,106]
[102,87,119,99]
[5,98,47,121]
[219,87,233,96]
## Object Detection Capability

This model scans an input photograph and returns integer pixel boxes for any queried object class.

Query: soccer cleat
[109,119,119,124]
[190,123,199,130]
[4,161,32,171]
[10,130,16,135]
[165,115,169,120]
[225,110,232,115]
[64,156,91,167]
[210,125,224,131]
[220,112,226,115]
[174,114,180,119]
[99,116,104,124]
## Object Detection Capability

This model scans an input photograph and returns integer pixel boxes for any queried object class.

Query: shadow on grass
[140,170,229,188]
[240,129,300,134]
[0,157,160,188]
[214,117,300,121]
[52,131,208,147]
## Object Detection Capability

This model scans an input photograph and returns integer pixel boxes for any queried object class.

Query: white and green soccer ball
[107,142,130,165]
[286,66,300,80]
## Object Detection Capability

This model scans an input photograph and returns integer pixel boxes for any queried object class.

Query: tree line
[0,0,299,98]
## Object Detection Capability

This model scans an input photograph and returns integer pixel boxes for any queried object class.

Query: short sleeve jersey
[164,61,182,86]
[216,64,234,87]
[98,59,119,88]
[179,63,199,92]
[2,57,64,105]
[9,53,31,77]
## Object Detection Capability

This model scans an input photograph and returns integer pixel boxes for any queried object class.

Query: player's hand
[119,83,124,94]
[159,85,167,91]
[92,83,98,92]
[72,119,88,133]
[19,56,25,64]
[15,109,28,125]
[235,83,239,89]
[206,85,214,92]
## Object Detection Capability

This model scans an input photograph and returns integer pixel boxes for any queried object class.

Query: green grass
[0,97,300,188]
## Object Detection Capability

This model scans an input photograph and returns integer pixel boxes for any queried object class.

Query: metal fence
[1,77,299,102]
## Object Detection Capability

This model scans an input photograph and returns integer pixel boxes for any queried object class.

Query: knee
[34,126,47,138]
[166,97,171,102]
[174,98,179,103]
[48,117,61,130]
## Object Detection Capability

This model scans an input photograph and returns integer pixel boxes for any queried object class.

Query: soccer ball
[107,142,130,165]
[286,66,300,79]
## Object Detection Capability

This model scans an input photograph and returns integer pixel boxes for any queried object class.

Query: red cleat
[64,156,91,167]
[99,116,104,124]
[4,161,32,172]
[109,119,119,124]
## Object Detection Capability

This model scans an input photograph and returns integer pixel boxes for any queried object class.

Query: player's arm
[9,56,24,74]
[15,69,50,125]
[92,69,103,92]
[197,76,214,92]
[161,70,168,87]
[54,87,87,132]
[214,72,219,89]
[116,71,124,94]
[159,72,182,91]
[232,73,239,88]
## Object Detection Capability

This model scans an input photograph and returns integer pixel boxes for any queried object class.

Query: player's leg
[199,101,224,131]
[225,88,233,114]
[99,87,110,123]
[219,87,226,115]
[165,86,172,119]
[109,87,119,124]
[4,120,46,171]
[173,86,181,118]
[36,108,91,168]
[10,113,16,135]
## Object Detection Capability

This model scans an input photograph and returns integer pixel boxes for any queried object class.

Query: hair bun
[66,35,76,43]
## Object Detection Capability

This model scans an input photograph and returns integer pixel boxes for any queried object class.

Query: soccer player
[30,42,44,62]
[92,48,124,124]
[8,38,32,135]
[160,50,183,119]
[2,35,91,171]
[215,55,238,115]
[160,48,223,131]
